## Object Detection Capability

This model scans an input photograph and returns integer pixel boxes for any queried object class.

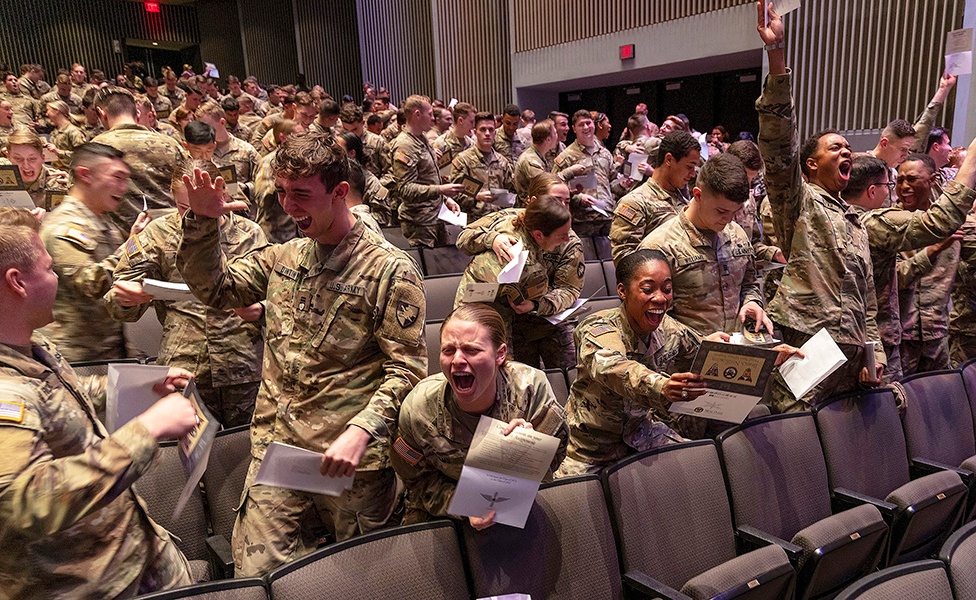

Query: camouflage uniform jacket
[39,90,84,115]
[757,71,885,363]
[455,226,585,316]
[450,145,513,219]
[553,141,616,227]
[363,164,396,227]
[71,82,91,99]
[897,236,960,343]
[213,135,260,204]
[79,119,105,141]
[2,91,40,128]
[0,334,180,600]
[609,177,686,266]
[513,145,552,207]
[25,164,70,210]
[734,172,781,262]
[951,213,976,335]
[38,196,126,363]
[177,216,427,468]
[92,123,191,227]
[253,150,300,244]
[228,120,254,143]
[147,93,173,120]
[361,130,388,177]
[432,129,472,164]
[0,122,12,151]
[162,86,186,108]
[50,121,88,168]
[17,77,40,99]
[854,179,976,347]
[494,128,528,164]
[565,307,701,467]
[639,208,762,335]
[391,361,568,520]
[106,211,267,386]
[391,130,445,226]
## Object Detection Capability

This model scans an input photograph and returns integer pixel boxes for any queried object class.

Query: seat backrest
[124,309,164,358]
[578,236,598,261]
[420,245,471,276]
[603,441,738,591]
[403,247,424,273]
[425,320,442,375]
[201,425,252,541]
[601,259,618,290]
[718,413,833,540]
[813,389,911,499]
[581,261,608,297]
[544,369,569,406]
[960,358,976,438]
[592,235,612,261]
[462,475,622,600]
[134,441,210,562]
[266,521,470,600]
[132,578,267,600]
[69,358,142,378]
[939,521,976,600]
[901,370,976,467]
[381,226,412,250]
[834,560,952,600]
[424,275,462,321]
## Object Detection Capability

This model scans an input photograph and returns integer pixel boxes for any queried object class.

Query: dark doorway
[125,39,201,79]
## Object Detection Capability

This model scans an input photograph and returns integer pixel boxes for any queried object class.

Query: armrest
[735,524,803,564]
[832,487,897,520]
[206,535,234,579]
[911,457,975,486]
[623,570,692,600]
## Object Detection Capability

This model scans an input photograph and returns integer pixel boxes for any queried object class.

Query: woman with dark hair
[454,195,583,368]
[391,303,568,530]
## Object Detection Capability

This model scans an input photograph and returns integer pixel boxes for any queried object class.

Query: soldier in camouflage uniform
[105,165,268,428]
[392,304,567,527]
[5,129,70,209]
[45,100,87,169]
[39,73,84,117]
[17,64,44,100]
[196,102,260,200]
[391,95,463,248]
[338,103,388,177]
[144,76,174,120]
[449,111,514,220]
[756,5,885,412]
[70,63,91,98]
[513,120,576,207]
[454,197,583,369]
[253,120,304,243]
[950,210,976,367]
[161,68,186,116]
[553,110,621,238]
[842,152,976,380]
[0,100,14,150]
[0,207,197,600]
[336,131,395,228]
[177,131,427,577]
[639,154,770,337]
[79,88,105,141]
[432,101,476,179]
[609,131,699,266]
[494,104,528,164]
[38,144,147,363]
[92,87,190,230]
[1,72,41,129]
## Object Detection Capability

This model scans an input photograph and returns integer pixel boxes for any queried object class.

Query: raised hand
[182,167,248,218]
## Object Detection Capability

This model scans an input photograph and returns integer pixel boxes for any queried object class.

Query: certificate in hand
[668,341,778,423]
[448,416,560,529]
[173,380,219,519]
[0,164,35,209]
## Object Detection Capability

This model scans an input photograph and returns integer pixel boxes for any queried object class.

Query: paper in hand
[777,328,848,400]
[255,442,354,496]
[106,363,172,432]
[173,380,218,519]
[437,202,467,227]
[142,279,196,302]
[945,28,973,76]
[497,240,528,284]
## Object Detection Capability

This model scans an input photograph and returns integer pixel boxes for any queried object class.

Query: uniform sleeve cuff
[111,418,158,471]
[760,69,793,103]
[348,412,386,443]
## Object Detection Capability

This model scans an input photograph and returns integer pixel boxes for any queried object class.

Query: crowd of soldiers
[1,2,975,597]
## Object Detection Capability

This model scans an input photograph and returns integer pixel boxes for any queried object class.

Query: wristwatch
[764,41,785,51]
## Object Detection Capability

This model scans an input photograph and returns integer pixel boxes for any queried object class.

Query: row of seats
[133,375,976,599]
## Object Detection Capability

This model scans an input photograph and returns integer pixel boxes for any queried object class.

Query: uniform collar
[677,207,724,249]
[303,217,367,278]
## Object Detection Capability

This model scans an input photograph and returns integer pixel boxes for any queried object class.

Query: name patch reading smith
[326,281,366,296]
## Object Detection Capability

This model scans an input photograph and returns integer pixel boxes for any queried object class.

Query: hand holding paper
[438,202,467,227]
[776,328,847,400]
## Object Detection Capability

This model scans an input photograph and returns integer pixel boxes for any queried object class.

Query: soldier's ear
[5,267,27,298]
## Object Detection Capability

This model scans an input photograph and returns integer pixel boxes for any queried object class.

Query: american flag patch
[393,437,423,466]
[0,401,25,423]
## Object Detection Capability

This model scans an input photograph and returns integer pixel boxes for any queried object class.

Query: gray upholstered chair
[939,520,976,600]
[266,521,470,600]
[717,413,888,600]
[133,578,267,600]
[420,244,471,276]
[461,475,623,600]
[543,368,570,406]
[200,425,252,579]
[833,560,952,600]
[813,389,968,565]
[423,274,462,320]
[602,440,796,600]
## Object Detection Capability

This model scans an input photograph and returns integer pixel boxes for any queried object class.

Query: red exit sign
[145,1,160,13]
[620,44,635,60]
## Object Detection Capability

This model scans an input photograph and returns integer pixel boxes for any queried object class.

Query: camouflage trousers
[401,219,447,249]
[511,315,575,370]
[196,379,260,429]
[900,337,950,376]
[882,342,903,384]
[554,421,687,478]
[950,333,976,368]
[232,459,398,578]
[113,528,192,598]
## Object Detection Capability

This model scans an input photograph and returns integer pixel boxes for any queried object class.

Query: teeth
[648,309,665,315]
[453,373,475,390]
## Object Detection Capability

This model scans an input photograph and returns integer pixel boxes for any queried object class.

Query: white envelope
[777,328,848,400]
[255,442,353,496]
[497,241,528,284]
[437,203,468,227]
[143,279,196,302]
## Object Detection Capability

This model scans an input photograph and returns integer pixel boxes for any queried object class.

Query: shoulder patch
[577,261,585,279]
[125,235,143,259]
[395,151,412,165]
[589,324,616,338]
[617,203,639,224]
[59,226,96,250]
[393,436,423,466]
[554,155,565,167]
[0,400,25,423]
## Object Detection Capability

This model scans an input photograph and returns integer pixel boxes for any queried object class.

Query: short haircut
[6,128,44,151]
[221,96,240,112]
[843,154,888,199]
[663,115,688,132]
[548,111,568,121]
[70,142,125,173]
[47,100,69,118]
[94,87,137,119]
[903,152,937,174]
[271,118,301,142]
[319,98,340,118]
[82,87,98,109]
[272,131,349,190]
[143,76,159,88]
[654,131,700,168]
[340,104,364,124]
[571,109,592,126]
[0,208,42,274]
[402,94,430,117]
[627,113,648,135]
[925,127,950,153]
[525,172,565,200]
[184,120,216,145]
[521,108,535,121]
[366,114,382,127]
[531,119,555,145]
[295,92,313,107]
[696,153,748,204]
[134,94,153,113]
[452,101,476,120]
[227,75,240,84]
[195,100,225,121]
[882,119,915,141]
[616,248,670,288]
[726,140,763,172]
[55,73,70,85]
[338,131,364,164]
[799,129,840,178]
[502,104,520,118]
[474,111,495,127]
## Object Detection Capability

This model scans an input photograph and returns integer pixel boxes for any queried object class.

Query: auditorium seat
[581,261,608,297]
[381,226,411,250]
[201,425,252,579]
[833,560,952,600]
[423,274,461,321]
[814,389,968,565]
[420,244,470,276]
[133,578,267,600]
[461,475,624,600]
[717,413,887,599]
[938,520,976,600]
[603,441,796,599]
[543,368,569,406]
[425,320,442,375]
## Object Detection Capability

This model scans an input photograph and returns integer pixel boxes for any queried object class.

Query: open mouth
[452,372,475,392]
[645,307,666,326]
[293,215,312,230]
[839,160,852,179]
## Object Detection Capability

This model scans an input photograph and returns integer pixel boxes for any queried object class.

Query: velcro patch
[395,151,412,165]
[0,400,25,423]
[617,203,639,224]
[125,235,142,259]
[274,265,300,281]
[326,281,366,296]
[589,324,616,338]
[60,226,95,250]
[393,436,423,466]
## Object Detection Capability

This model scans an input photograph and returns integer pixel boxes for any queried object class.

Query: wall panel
[356,0,436,102]
[197,0,247,82]
[238,0,298,85]
[294,0,362,97]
